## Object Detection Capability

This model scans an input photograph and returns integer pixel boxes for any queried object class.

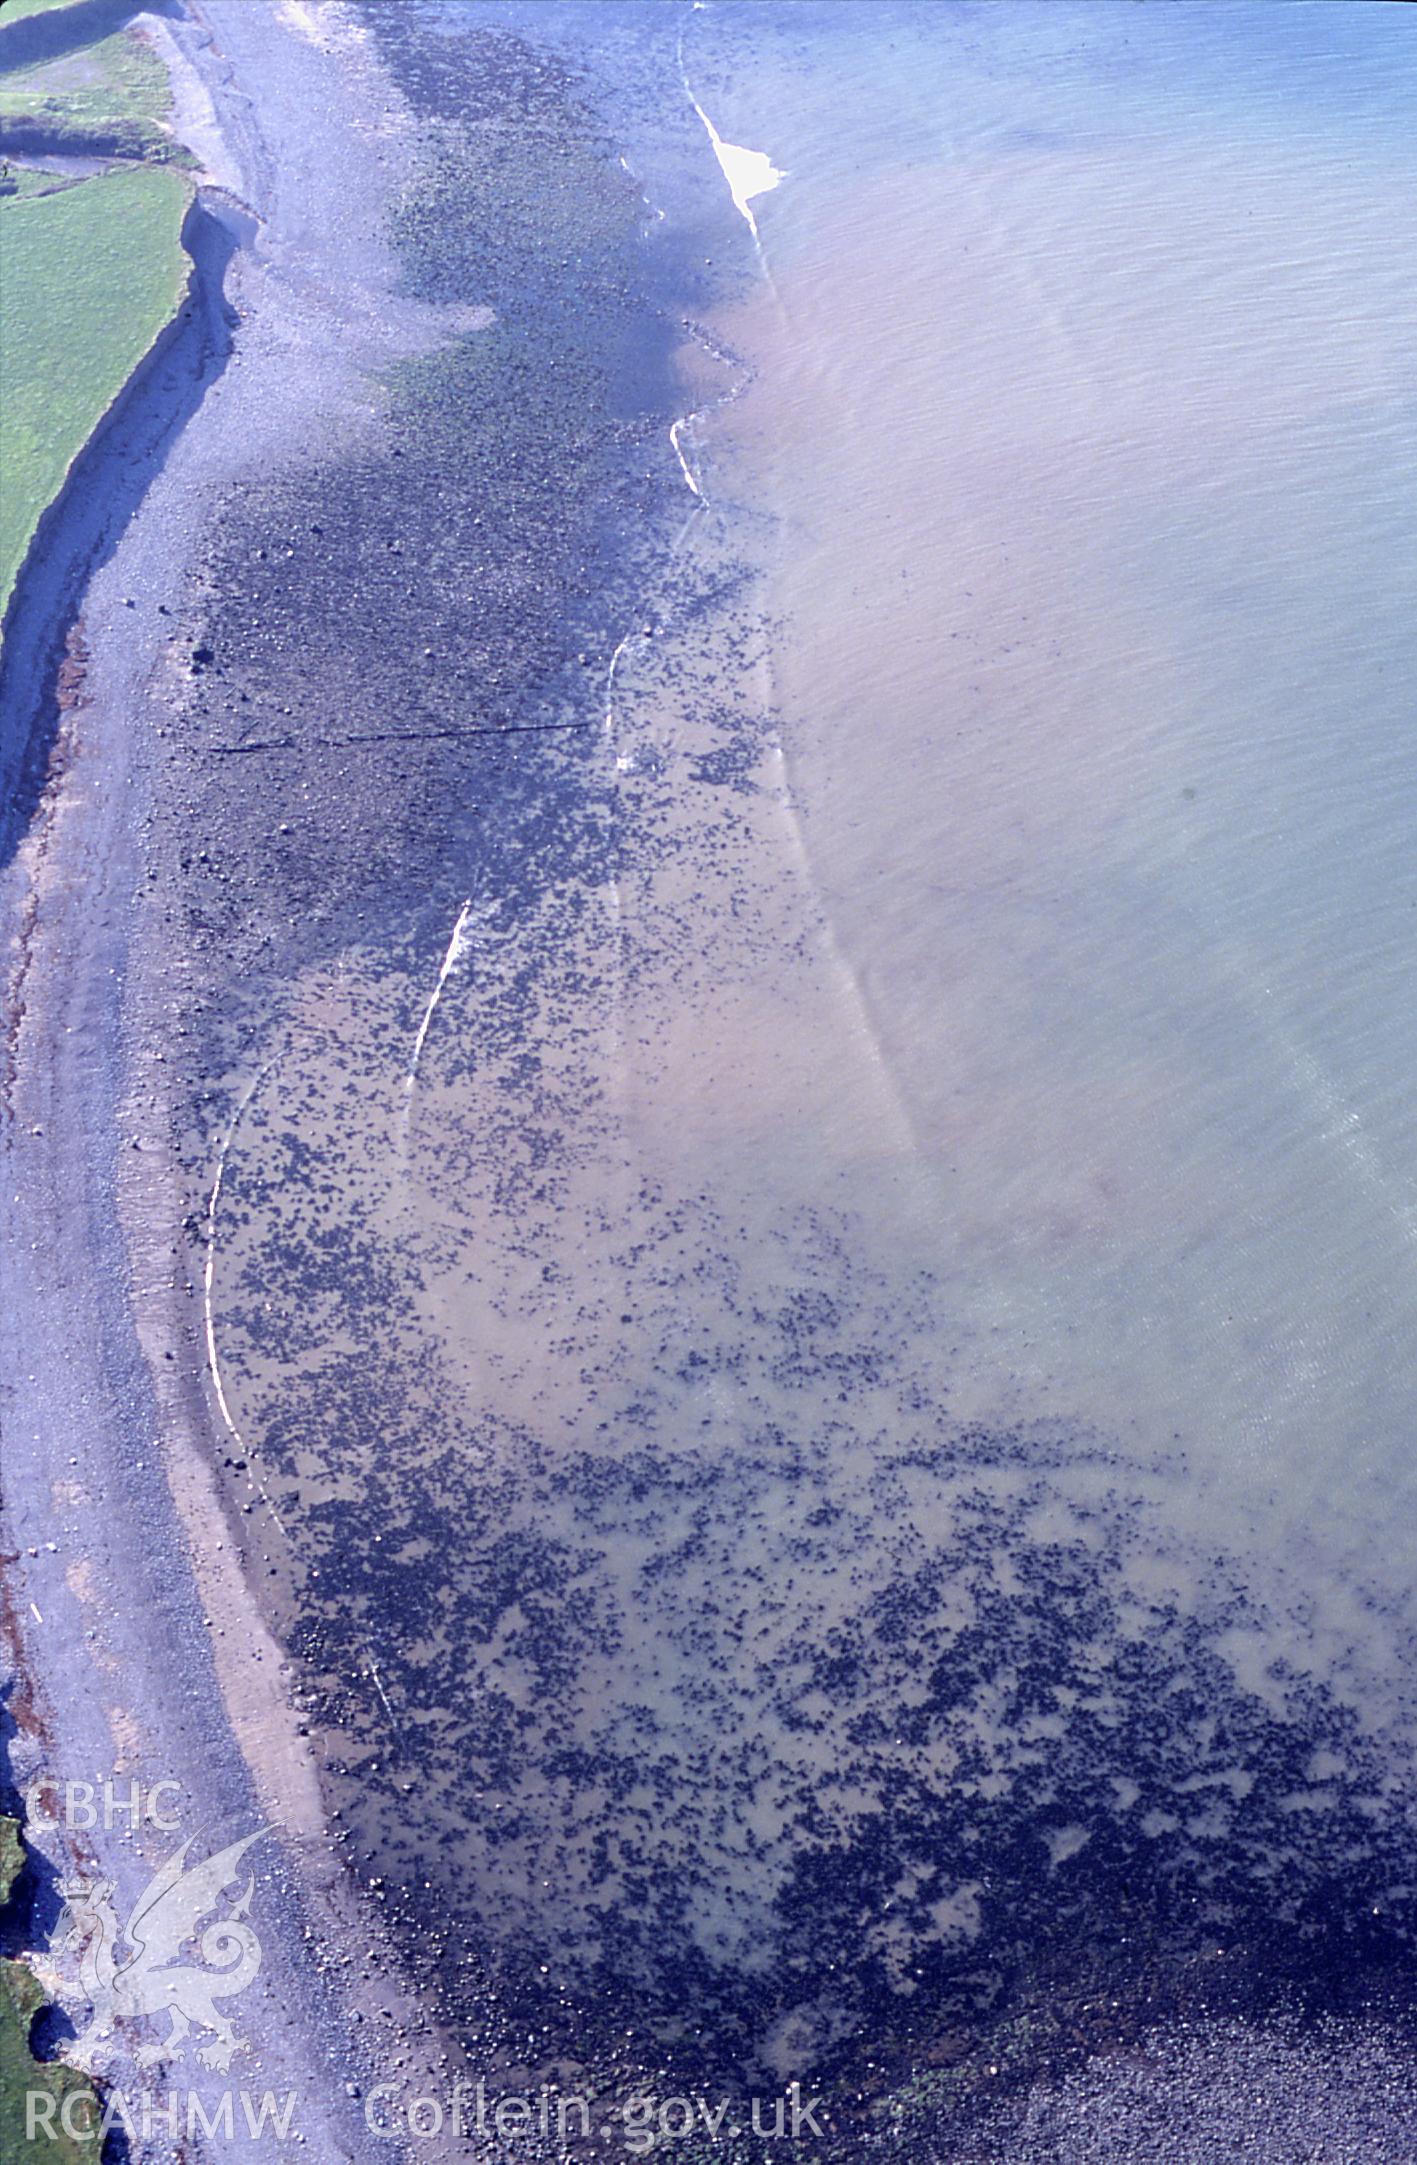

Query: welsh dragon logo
[48,1830,266,2070]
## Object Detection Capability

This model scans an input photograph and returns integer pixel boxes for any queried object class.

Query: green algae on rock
[0,1816,102,2161]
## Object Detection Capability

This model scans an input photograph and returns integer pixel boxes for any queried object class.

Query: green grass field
[0,163,191,612]
[0,5,183,160]
[0,0,79,26]
[0,0,193,623]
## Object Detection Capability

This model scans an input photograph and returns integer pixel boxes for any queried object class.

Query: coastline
[0,185,236,852]
[2,0,720,2149]
[9,6,1413,2160]
[0,4,463,2154]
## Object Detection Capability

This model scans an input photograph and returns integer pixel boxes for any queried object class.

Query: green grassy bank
[0,163,190,610]
[0,0,77,26]
[0,0,180,155]
[0,0,192,623]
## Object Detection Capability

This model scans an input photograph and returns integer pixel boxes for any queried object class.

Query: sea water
[687,0,1417,1663]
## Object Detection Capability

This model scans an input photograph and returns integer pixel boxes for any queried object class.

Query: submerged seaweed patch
[259,1180,1417,2091]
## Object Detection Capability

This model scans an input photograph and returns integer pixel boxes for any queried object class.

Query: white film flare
[686,97,785,240]
[678,13,785,243]
[696,105,787,237]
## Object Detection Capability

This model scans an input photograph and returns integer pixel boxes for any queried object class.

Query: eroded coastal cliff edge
[0,5,486,2156]
[0,189,243,861]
